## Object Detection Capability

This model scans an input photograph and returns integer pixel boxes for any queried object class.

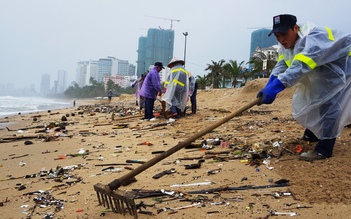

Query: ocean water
[0,96,72,118]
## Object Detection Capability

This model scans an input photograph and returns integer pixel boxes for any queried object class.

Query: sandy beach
[1,78,351,219]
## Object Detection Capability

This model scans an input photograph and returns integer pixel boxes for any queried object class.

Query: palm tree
[223,60,244,88]
[196,75,210,89]
[205,59,225,88]
[247,57,263,76]
[106,79,115,92]
[248,51,278,78]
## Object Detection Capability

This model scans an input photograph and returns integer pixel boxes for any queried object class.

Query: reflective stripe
[278,54,291,67]
[173,79,184,87]
[349,50,351,56]
[171,68,189,75]
[293,53,317,69]
[325,27,334,41]
[285,60,291,67]
[165,81,169,85]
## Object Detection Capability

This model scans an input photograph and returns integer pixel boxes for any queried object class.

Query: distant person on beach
[107,90,113,104]
[189,74,198,114]
[257,14,351,161]
[131,74,146,110]
[73,100,76,107]
[162,57,189,119]
[139,62,163,121]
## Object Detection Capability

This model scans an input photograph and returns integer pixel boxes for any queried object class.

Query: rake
[93,98,261,218]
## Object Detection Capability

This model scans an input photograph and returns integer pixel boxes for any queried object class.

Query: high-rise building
[40,74,51,96]
[249,29,278,62]
[57,69,67,94]
[98,58,113,82]
[136,28,174,77]
[76,61,89,87]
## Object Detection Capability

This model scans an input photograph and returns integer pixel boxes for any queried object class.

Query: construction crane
[145,15,180,30]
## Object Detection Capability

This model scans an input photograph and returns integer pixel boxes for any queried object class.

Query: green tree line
[64,54,277,98]
[64,77,134,98]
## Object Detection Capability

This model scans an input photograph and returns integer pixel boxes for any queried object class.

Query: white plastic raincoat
[162,64,189,111]
[271,21,351,139]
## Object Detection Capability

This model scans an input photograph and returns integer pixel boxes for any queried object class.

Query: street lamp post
[183,32,188,67]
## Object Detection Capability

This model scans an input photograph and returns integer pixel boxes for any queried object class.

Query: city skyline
[2,1,351,92]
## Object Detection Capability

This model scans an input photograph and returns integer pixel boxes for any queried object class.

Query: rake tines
[94,183,138,218]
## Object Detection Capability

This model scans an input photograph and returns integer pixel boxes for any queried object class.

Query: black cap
[154,62,164,69]
[268,14,297,36]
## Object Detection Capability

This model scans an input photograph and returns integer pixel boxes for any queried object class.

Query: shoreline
[0,98,99,131]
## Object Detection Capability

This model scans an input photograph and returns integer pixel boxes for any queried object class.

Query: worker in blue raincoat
[257,14,351,161]
[139,62,163,120]
[162,57,189,118]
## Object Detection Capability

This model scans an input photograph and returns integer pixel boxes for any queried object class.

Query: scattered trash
[269,210,297,216]
[170,181,212,188]
[137,141,153,146]
[241,177,248,182]
[24,140,33,145]
[152,168,176,179]
[184,159,205,169]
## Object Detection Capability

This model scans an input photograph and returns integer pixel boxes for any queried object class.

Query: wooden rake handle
[108,97,261,190]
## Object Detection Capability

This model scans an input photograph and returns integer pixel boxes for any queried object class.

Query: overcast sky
[1,0,351,90]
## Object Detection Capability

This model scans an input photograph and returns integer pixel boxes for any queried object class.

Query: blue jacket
[139,66,162,100]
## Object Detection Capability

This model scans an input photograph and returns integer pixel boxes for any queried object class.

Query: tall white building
[76,60,99,87]
[76,57,136,87]
[40,74,51,95]
[57,69,67,93]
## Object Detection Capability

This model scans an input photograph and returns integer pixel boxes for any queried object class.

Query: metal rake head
[94,183,138,218]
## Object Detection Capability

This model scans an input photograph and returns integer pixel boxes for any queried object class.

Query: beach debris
[151,150,165,154]
[24,140,33,145]
[159,202,202,212]
[207,168,221,175]
[101,167,123,172]
[61,116,67,121]
[6,125,45,131]
[271,192,292,198]
[137,141,153,146]
[184,159,205,169]
[152,168,176,179]
[126,159,146,164]
[95,163,133,167]
[19,161,26,167]
[170,181,212,188]
[93,123,113,127]
[187,181,290,194]
[269,210,297,216]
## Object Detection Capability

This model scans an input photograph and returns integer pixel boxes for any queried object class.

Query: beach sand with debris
[1,78,351,219]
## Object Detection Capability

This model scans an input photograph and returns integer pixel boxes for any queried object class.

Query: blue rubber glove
[266,74,277,87]
[257,78,285,104]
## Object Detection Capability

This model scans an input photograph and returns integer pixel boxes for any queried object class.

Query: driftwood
[187,182,290,194]
[6,125,45,131]
[93,123,113,127]
[114,115,143,121]
[10,154,29,159]
[204,150,233,155]
[95,163,133,167]
[0,135,41,142]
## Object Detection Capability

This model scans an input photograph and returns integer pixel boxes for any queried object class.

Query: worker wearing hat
[139,62,164,120]
[162,57,189,118]
[257,14,351,161]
